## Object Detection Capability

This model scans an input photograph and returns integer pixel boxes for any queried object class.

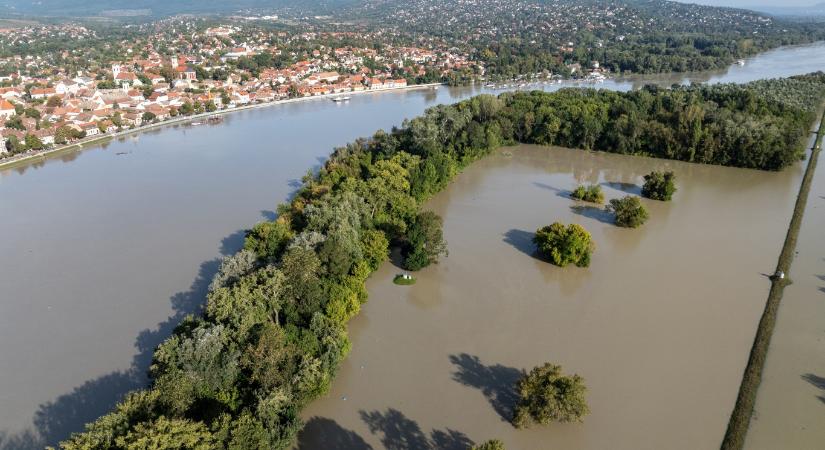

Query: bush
[402,211,448,271]
[641,171,676,201]
[472,439,506,450]
[570,184,604,204]
[532,223,594,267]
[513,363,589,428]
[607,196,649,228]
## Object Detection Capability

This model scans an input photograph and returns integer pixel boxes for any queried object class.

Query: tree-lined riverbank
[59,74,825,448]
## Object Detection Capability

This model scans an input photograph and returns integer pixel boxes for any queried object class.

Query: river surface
[1,41,824,448]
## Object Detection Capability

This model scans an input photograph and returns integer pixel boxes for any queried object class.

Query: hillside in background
[0,0,357,18]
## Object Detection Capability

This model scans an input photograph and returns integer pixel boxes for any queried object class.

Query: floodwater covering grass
[393,274,417,285]
[721,107,825,450]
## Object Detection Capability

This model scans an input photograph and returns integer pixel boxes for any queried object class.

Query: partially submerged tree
[607,196,649,228]
[532,222,594,267]
[570,184,604,204]
[472,439,506,450]
[641,170,677,201]
[402,211,448,271]
[513,363,589,428]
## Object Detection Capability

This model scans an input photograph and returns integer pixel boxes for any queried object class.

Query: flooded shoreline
[745,132,825,448]
[299,145,804,449]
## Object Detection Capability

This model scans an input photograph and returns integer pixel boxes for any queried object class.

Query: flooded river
[1,41,825,448]
[745,140,825,447]
[298,145,803,450]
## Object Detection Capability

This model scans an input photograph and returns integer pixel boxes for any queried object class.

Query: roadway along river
[1,41,824,449]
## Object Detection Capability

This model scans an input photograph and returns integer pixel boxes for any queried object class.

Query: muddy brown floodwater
[299,145,804,450]
[745,139,825,449]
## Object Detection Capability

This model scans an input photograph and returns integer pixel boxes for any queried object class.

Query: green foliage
[114,416,215,450]
[402,211,448,271]
[142,111,156,122]
[4,115,24,130]
[533,223,594,268]
[25,133,44,150]
[607,196,649,228]
[570,184,604,204]
[512,363,589,429]
[393,274,416,285]
[642,171,677,201]
[472,439,506,450]
[244,220,294,260]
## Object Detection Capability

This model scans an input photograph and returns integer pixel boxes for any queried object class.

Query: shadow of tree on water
[0,253,226,450]
[532,182,572,199]
[502,229,540,261]
[297,417,373,450]
[449,353,524,424]
[359,409,473,450]
[802,373,825,405]
[570,204,614,225]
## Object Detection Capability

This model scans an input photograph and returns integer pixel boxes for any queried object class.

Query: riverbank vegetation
[533,223,594,268]
[512,363,589,429]
[608,196,650,228]
[472,439,506,450]
[61,75,825,449]
[571,184,604,204]
[642,171,677,201]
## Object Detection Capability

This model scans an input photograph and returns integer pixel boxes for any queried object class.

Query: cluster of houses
[0,20,486,157]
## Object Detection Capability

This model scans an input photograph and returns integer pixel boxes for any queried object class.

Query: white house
[0,99,15,119]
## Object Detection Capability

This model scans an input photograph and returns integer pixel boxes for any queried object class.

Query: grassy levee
[721,108,825,450]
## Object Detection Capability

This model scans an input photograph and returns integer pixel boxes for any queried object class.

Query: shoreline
[0,82,445,172]
[720,107,825,450]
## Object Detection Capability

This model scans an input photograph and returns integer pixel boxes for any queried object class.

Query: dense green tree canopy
[533,223,594,268]
[608,196,650,228]
[642,171,677,201]
[513,363,589,429]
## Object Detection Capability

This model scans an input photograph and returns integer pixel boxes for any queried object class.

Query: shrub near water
[570,184,604,204]
[533,223,594,267]
[607,196,649,228]
[513,363,589,429]
[642,171,677,201]
[472,439,506,450]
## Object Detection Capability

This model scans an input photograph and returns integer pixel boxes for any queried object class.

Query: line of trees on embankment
[61,73,825,449]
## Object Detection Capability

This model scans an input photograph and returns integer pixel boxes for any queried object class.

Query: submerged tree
[512,363,589,429]
[472,439,506,450]
[641,171,677,201]
[402,211,448,271]
[532,222,594,267]
[607,196,649,228]
[570,184,604,204]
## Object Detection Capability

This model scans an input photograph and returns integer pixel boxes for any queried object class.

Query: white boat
[737,59,746,66]
[331,96,351,102]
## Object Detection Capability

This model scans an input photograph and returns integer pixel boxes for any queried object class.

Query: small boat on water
[331,96,351,102]
[191,121,203,126]
[737,59,746,66]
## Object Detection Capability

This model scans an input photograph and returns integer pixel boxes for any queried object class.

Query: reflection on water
[1,41,825,447]
[300,145,804,450]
